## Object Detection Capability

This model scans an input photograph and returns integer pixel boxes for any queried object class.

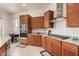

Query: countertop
[0,36,10,48]
[28,34,79,46]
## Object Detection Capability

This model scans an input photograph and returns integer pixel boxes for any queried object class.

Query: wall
[46,3,79,38]
[0,11,13,38]
[16,9,45,17]
[32,3,79,38]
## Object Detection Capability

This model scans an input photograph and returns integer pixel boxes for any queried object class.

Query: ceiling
[0,3,51,14]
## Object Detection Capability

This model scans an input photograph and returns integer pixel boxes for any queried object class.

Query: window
[14,18,19,33]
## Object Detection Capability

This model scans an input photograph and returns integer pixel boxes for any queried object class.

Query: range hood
[50,17,66,23]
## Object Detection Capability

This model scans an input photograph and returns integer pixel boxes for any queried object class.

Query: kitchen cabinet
[44,10,54,28]
[34,35,41,46]
[62,42,78,56]
[31,16,44,28]
[41,36,46,48]
[0,43,7,56]
[27,35,35,45]
[20,15,29,24]
[67,3,79,27]
[45,37,52,53]
[27,34,41,46]
[51,38,62,56]
[20,15,32,33]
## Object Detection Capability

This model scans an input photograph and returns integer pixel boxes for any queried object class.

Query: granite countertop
[29,34,79,46]
[0,36,10,47]
[43,35,79,46]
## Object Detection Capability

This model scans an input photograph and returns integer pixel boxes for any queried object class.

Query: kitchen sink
[48,34,70,39]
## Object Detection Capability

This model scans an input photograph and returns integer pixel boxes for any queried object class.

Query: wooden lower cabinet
[0,43,7,56]
[41,36,46,48]
[34,35,41,46]
[45,37,52,53]
[27,34,41,46]
[51,39,62,56]
[27,35,79,56]
[27,35,35,45]
[62,42,78,56]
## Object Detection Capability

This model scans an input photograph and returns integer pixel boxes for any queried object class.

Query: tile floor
[7,43,51,56]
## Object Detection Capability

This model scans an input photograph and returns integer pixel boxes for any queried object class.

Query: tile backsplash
[32,29,48,34]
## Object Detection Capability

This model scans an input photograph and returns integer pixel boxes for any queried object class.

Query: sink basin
[48,34,70,39]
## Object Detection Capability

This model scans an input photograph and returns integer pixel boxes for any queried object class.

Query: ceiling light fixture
[22,4,26,7]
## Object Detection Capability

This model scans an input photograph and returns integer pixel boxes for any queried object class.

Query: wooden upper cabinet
[62,42,78,56]
[44,10,54,28]
[20,15,32,33]
[67,3,79,27]
[20,15,30,24]
[31,16,44,28]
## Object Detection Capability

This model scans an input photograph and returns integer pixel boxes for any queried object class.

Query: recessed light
[22,4,26,7]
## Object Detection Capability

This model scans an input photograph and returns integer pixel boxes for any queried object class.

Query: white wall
[16,9,45,17]
[46,4,79,38]
[32,3,79,38]
[0,11,13,37]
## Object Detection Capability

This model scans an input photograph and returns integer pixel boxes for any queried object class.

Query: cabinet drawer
[62,42,78,52]
[51,38,61,46]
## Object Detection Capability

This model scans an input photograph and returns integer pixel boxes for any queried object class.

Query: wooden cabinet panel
[31,16,44,28]
[27,35,35,45]
[20,15,29,24]
[67,3,79,27]
[44,10,53,28]
[62,47,78,56]
[62,42,78,56]
[41,36,46,48]
[20,15,32,33]
[34,35,41,46]
[0,43,7,56]
[45,37,52,53]
[27,35,41,46]
[51,39,62,56]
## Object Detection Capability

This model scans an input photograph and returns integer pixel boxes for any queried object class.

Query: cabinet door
[31,18,38,28]
[62,47,78,56]
[45,37,52,53]
[44,13,49,28]
[34,35,41,46]
[31,16,44,28]
[52,43,62,56]
[37,17,44,28]
[51,39,62,56]
[67,3,79,27]
[62,42,78,56]
[41,36,46,48]
[27,35,35,45]
[44,10,53,28]
[20,15,28,24]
